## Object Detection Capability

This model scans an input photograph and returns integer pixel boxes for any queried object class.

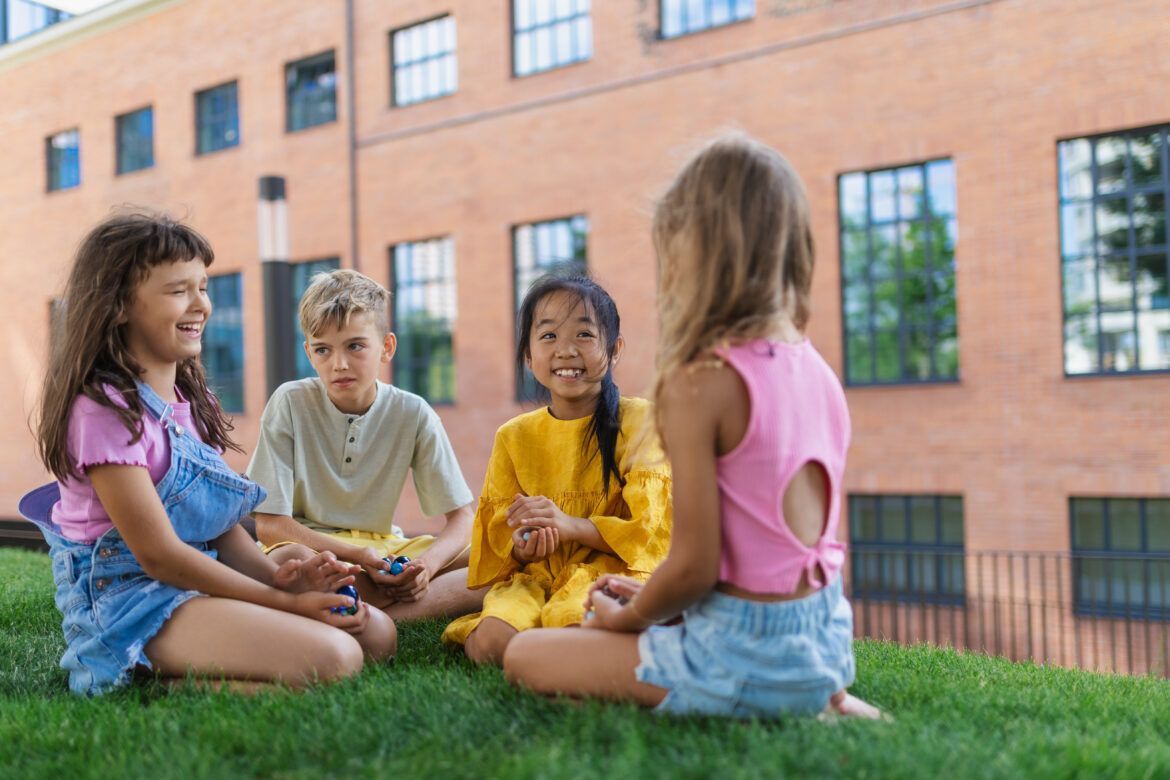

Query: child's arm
[89,464,363,627]
[588,367,732,632]
[383,502,473,602]
[255,511,389,573]
[213,523,358,593]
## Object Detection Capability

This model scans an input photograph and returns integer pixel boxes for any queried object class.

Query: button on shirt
[246,378,473,536]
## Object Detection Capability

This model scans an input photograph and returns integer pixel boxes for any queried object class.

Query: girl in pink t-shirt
[24,211,394,695]
[504,135,884,719]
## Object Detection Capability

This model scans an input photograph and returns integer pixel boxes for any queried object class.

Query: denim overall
[19,382,265,696]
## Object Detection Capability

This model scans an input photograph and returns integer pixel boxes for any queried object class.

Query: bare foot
[820,691,887,721]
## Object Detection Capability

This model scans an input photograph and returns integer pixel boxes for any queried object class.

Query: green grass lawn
[2,547,1169,779]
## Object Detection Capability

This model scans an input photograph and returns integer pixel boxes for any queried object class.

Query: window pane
[839,173,867,228]
[393,237,457,403]
[287,52,336,131]
[909,497,936,544]
[1130,132,1163,189]
[203,274,244,412]
[1095,136,1127,195]
[850,496,878,542]
[1109,499,1141,552]
[1059,139,1093,201]
[1072,499,1106,549]
[1147,500,1170,552]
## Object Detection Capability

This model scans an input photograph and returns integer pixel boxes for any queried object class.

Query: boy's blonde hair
[298,269,390,338]
[650,133,814,442]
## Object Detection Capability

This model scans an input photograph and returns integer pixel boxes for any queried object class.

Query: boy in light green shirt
[248,269,482,621]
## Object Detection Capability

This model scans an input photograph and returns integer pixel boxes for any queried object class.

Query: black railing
[848,548,1170,678]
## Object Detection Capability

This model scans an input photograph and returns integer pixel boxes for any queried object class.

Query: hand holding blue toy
[330,584,360,615]
[381,555,412,576]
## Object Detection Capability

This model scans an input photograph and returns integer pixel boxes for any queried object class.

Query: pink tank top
[714,339,851,594]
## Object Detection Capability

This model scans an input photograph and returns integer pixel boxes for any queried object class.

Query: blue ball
[389,561,404,575]
[394,555,411,564]
[331,584,359,615]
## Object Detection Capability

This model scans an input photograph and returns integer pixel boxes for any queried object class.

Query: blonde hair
[298,269,390,338]
[650,133,815,444]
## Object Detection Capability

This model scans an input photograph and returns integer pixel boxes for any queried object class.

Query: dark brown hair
[37,211,239,482]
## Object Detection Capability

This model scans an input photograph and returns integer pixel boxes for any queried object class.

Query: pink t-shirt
[51,387,201,542]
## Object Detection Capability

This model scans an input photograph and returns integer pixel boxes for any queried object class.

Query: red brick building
[2,0,1169,651]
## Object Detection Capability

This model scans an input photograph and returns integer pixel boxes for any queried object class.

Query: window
[391,16,457,106]
[195,81,239,155]
[839,160,958,385]
[391,238,456,404]
[1071,498,1170,620]
[291,258,340,379]
[203,274,244,412]
[286,51,337,132]
[513,0,592,77]
[513,215,588,399]
[115,107,154,175]
[1059,126,1170,375]
[660,0,753,38]
[45,129,79,191]
[849,495,965,605]
[2,0,68,45]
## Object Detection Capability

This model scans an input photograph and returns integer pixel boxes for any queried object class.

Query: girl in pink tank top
[504,134,884,720]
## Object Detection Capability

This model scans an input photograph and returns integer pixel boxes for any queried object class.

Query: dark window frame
[1070,497,1170,621]
[45,127,80,192]
[194,80,240,156]
[1057,123,1170,378]
[203,273,245,413]
[511,214,589,402]
[389,236,457,405]
[658,0,754,40]
[285,50,338,133]
[114,106,154,175]
[848,494,966,607]
[389,14,457,107]
[838,158,959,387]
[511,0,592,78]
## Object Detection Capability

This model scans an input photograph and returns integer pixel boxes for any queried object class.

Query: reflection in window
[46,128,80,191]
[513,0,592,77]
[115,107,154,175]
[392,16,457,107]
[203,274,244,412]
[1059,126,1170,375]
[291,258,341,379]
[3,0,68,44]
[286,51,337,132]
[392,237,457,404]
[849,495,965,605]
[838,160,958,385]
[660,0,754,38]
[1071,497,1170,619]
[513,215,588,400]
[196,81,239,155]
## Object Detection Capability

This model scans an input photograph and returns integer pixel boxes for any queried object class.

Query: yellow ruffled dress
[442,397,672,644]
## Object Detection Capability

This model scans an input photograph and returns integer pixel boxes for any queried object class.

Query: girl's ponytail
[588,370,623,495]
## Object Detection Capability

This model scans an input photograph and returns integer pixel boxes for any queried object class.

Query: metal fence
[848,547,1170,678]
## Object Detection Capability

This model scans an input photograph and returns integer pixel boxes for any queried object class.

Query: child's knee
[464,618,516,666]
[307,631,364,683]
[268,543,314,564]
[362,608,397,663]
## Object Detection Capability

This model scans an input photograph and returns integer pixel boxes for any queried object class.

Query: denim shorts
[635,576,855,718]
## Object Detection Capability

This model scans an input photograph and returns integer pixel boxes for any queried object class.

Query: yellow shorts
[262,528,436,560]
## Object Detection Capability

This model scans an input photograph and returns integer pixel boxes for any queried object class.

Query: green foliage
[3,548,1169,779]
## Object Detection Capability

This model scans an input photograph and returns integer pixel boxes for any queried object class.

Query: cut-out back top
[713,338,851,594]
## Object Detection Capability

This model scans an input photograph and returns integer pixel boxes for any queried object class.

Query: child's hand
[377,560,431,603]
[291,590,368,633]
[273,551,359,593]
[582,589,644,632]
[584,574,642,610]
[507,494,584,542]
[511,525,559,564]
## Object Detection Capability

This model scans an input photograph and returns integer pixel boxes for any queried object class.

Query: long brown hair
[650,134,815,446]
[37,211,240,482]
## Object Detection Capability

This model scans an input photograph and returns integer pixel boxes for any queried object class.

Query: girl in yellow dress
[441,274,672,665]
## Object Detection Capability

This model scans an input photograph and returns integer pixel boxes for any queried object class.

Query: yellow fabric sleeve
[466,430,524,590]
[588,467,672,573]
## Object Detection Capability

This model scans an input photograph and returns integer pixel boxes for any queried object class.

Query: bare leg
[352,605,397,662]
[144,596,364,689]
[359,568,484,621]
[503,627,668,707]
[439,548,471,572]
[464,617,518,666]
